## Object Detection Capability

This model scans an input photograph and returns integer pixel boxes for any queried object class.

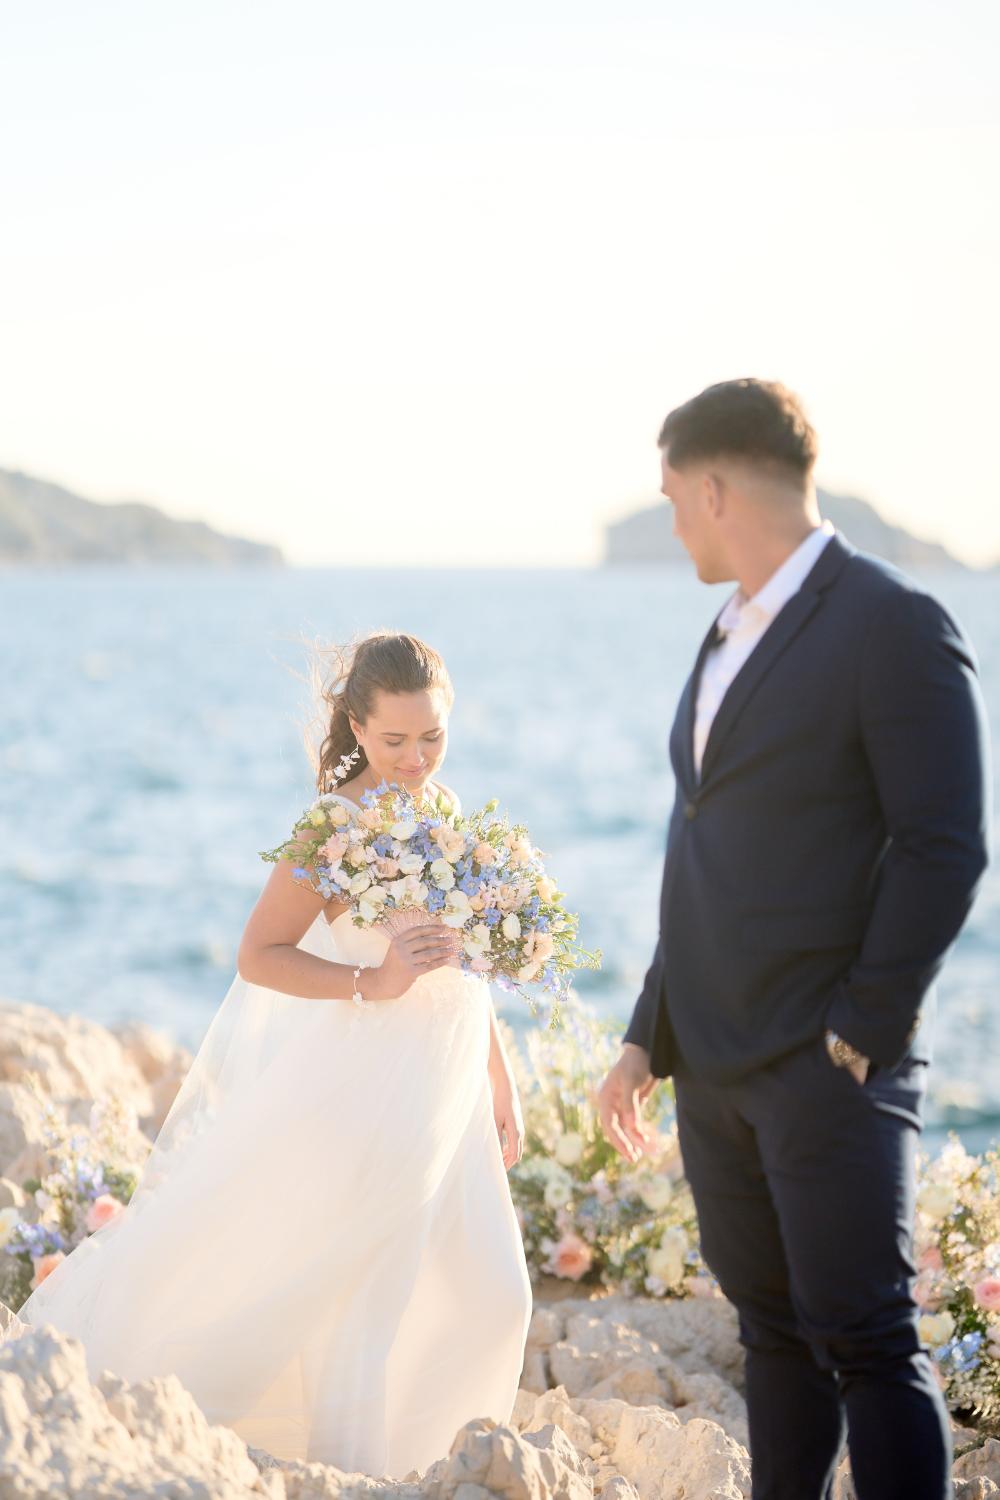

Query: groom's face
[660,450,733,583]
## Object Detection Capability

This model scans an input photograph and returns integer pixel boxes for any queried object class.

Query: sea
[2,564,998,1153]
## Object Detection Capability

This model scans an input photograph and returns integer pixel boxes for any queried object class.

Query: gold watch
[825,1028,868,1072]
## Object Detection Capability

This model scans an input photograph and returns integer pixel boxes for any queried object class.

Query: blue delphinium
[426,887,446,913]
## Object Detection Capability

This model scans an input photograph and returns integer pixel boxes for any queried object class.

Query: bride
[2,631,533,1475]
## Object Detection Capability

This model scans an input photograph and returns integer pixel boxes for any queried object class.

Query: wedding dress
[2,792,533,1475]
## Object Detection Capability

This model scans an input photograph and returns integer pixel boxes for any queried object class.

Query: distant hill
[605,487,967,570]
[0,468,284,567]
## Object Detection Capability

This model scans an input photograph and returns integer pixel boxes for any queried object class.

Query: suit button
[684,801,698,820]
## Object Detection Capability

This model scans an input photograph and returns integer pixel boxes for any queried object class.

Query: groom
[598,379,991,1500]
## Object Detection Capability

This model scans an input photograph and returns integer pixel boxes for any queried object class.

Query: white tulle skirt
[5,910,533,1475]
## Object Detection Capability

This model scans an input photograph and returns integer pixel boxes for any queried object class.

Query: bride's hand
[366,925,461,1001]
[597,1044,656,1163]
[490,1073,525,1170]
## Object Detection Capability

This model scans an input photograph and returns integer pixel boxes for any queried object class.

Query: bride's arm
[486,999,524,1169]
[237,857,456,1000]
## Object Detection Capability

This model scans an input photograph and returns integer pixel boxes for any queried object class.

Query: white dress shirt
[693,520,836,779]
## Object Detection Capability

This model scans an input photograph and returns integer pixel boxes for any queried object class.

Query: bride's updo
[310,632,454,792]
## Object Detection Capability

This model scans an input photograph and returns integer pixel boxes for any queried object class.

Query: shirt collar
[717,520,835,636]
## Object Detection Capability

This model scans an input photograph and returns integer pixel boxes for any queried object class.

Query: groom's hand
[597,1045,656,1164]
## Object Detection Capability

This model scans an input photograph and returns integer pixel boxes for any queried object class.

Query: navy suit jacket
[623,531,992,1082]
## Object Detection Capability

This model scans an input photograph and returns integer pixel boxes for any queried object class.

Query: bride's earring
[331,741,362,785]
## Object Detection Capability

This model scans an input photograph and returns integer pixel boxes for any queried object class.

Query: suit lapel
[697,531,855,786]
[675,615,722,793]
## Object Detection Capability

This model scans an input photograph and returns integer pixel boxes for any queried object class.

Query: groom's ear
[703,469,726,517]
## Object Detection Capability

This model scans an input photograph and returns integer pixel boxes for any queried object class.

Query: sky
[1,1,998,567]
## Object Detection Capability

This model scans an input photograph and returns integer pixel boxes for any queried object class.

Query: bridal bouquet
[260,781,600,1015]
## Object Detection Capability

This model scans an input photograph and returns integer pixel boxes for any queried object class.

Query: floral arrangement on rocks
[0,1073,148,1314]
[505,1003,715,1299]
[506,1002,1000,1427]
[260,780,600,1016]
[912,1135,1000,1425]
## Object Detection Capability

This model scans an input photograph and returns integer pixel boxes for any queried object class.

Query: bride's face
[350,688,450,795]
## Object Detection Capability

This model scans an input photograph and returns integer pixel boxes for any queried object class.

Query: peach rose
[973,1277,1000,1313]
[474,842,498,867]
[535,875,558,902]
[373,856,400,879]
[550,1233,593,1281]
[322,831,350,863]
[31,1251,65,1288]
[432,825,466,862]
[85,1194,124,1233]
[918,1245,944,1272]
[359,806,384,830]
[523,930,555,964]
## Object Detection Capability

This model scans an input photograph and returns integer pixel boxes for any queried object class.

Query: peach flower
[322,831,350,863]
[85,1194,124,1232]
[914,1269,942,1310]
[973,1277,1000,1313]
[373,856,400,879]
[918,1245,944,1271]
[550,1233,593,1281]
[31,1251,65,1288]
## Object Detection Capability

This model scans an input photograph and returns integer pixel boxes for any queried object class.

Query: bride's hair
[309,632,454,792]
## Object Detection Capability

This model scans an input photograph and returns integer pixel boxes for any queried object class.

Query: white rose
[344,843,368,870]
[429,858,456,890]
[464,923,493,957]
[328,802,351,827]
[397,851,425,876]
[441,890,472,927]
[501,913,521,941]
[389,875,428,907]
[918,1311,955,1347]
[390,820,418,841]
[544,1177,573,1211]
[349,871,372,895]
[638,1175,674,1212]
[646,1228,688,1288]
[555,1132,585,1168]
[358,890,388,922]
[0,1206,21,1248]
[917,1183,957,1222]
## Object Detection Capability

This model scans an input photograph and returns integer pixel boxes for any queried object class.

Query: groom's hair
[659,379,818,479]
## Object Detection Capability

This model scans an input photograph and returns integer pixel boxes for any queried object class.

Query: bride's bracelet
[351,963,370,1010]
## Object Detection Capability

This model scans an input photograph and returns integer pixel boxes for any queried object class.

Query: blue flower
[373,835,395,857]
[426,888,446,912]
[484,908,502,928]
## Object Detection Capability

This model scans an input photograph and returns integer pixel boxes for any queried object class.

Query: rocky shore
[1,999,998,1499]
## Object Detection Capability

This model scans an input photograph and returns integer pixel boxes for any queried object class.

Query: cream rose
[349,871,373,895]
[918,1311,955,1347]
[397,851,425,876]
[555,1132,585,1168]
[917,1183,956,1222]
[646,1227,688,1288]
[358,806,383,830]
[327,802,352,827]
[523,930,555,964]
[390,820,418,841]
[535,875,558,902]
[501,913,522,941]
[504,833,534,866]
[0,1206,20,1249]
[429,858,456,890]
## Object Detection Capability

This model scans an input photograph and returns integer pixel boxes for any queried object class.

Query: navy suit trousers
[673,1035,951,1500]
